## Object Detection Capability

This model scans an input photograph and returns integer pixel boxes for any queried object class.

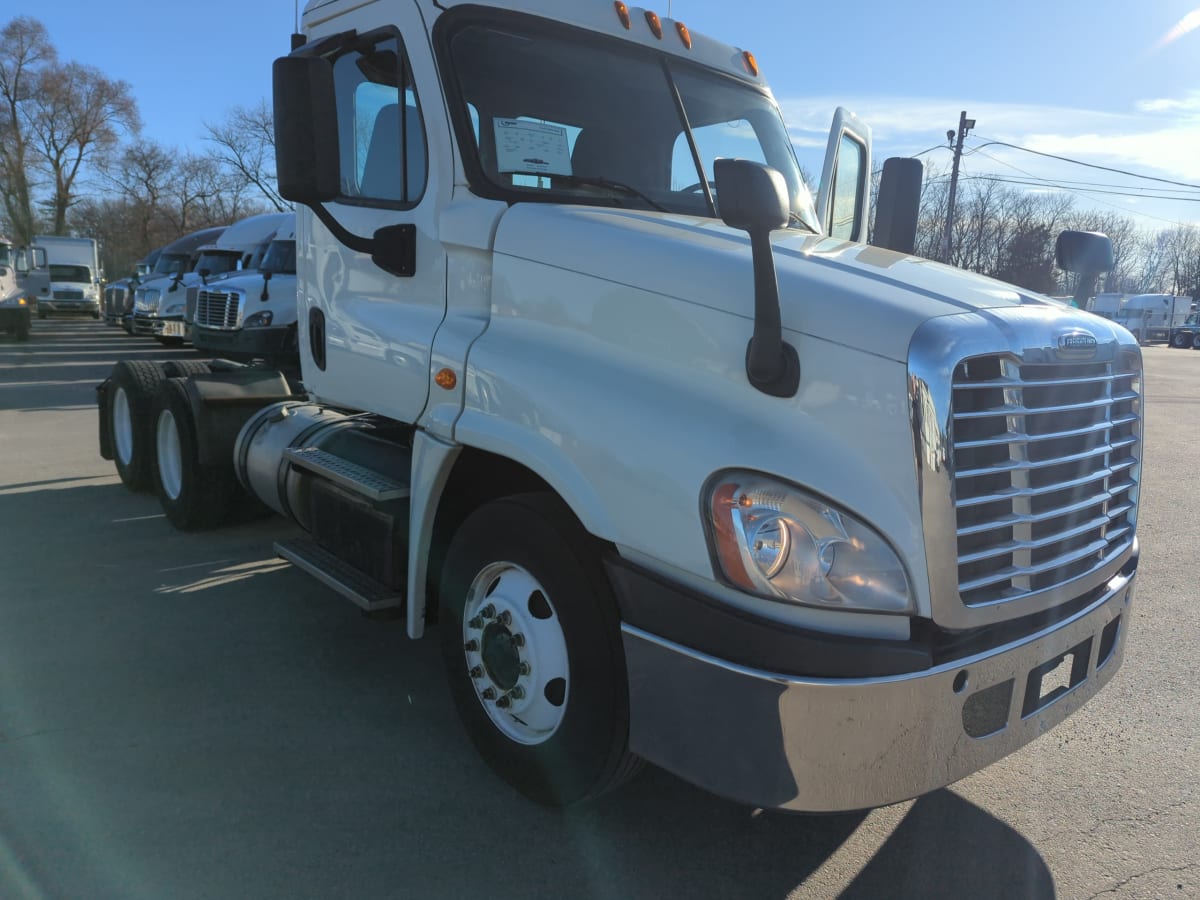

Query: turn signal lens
[675,22,692,48]
[742,50,759,76]
[613,1,631,29]
[435,368,458,390]
[645,10,663,38]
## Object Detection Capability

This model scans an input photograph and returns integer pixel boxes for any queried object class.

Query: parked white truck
[0,236,49,340]
[191,215,299,366]
[35,234,102,319]
[1114,293,1190,344]
[98,0,1139,813]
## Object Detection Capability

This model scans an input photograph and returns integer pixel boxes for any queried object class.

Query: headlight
[163,303,184,316]
[244,310,273,328]
[705,471,913,614]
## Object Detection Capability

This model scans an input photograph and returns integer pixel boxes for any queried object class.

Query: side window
[829,133,866,240]
[332,34,426,205]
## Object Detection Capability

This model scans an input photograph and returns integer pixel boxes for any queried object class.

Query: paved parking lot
[1,319,1197,899]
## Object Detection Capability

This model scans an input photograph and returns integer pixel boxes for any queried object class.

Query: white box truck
[97,0,1139,813]
[35,234,102,319]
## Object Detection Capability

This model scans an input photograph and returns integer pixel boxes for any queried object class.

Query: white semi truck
[35,234,102,319]
[98,0,1140,813]
[0,237,49,340]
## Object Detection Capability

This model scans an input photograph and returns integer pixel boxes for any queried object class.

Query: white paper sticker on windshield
[494,118,572,176]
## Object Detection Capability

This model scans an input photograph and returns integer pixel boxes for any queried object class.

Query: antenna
[294,0,299,32]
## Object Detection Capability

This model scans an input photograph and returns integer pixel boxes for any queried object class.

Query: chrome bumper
[622,569,1132,812]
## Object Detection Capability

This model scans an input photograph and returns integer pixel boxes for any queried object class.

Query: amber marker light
[742,50,759,76]
[435,368,457,390]
[645,10,663,38]
[675,22,692,48]
[613,1,631,29]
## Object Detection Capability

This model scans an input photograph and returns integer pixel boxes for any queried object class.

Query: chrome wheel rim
[462,562,569,746]
[156,409,183,500]
[112,387,134,466]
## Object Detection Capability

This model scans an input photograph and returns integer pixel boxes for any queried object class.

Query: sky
[17,0,1200,228]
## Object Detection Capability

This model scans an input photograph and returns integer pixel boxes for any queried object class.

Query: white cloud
[781,94,1200,225]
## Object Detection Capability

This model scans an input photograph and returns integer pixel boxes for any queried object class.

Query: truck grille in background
[951,354,1141,608]
[105,286,126,312]
[194,290,240,330]
[54,288,84,300]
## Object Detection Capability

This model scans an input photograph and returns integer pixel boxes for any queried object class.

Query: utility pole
[941,110,975,264]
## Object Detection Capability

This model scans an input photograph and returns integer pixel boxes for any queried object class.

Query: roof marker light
[741,50,759,76]
[645,10,663,39]
[613,2,631,29]
[675,22,692,48]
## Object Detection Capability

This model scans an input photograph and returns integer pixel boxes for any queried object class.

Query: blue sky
[21,0,1200,226]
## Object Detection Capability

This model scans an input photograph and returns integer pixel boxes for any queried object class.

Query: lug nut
[481,687,496,700]
[497,610,512,626]
[512,633,525,648]
[464,640,478,652]
[496,695,511,708]
[509,686,525,700]
[469,666,483,679]
[468,616,483,630]
[518,662,531,676]
[480,604,496,618]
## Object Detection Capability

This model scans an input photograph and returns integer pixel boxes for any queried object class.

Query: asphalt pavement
[1,319,1196,899]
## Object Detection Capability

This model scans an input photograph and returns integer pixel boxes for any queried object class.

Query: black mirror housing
[273,55,341,205]
[713,158,789,232]
[873,157,924,254]
[1056,230,1113,275]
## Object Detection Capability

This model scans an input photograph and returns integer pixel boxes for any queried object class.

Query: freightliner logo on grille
[1056,330,1098,359]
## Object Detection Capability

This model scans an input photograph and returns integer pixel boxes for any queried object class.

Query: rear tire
[108,360,166,491]
[152,378,238,531]
[439,493,641,806]
[161,359,211,378]
[1171,331,1191,349]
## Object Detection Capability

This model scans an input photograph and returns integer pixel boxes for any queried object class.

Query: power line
[960,175,1200,202]
[969,136,1200,190]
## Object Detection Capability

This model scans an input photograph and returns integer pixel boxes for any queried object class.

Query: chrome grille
[54,288,84,300]
[950,353,1141,608]
[195,290,241,330]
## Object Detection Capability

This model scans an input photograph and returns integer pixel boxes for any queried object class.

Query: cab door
[297,6,449,423]
[816,107,872,242]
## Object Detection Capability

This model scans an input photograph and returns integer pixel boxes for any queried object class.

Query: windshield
[49,264,91,283]
[260,239,296,276]
[153,253,191,276]
[194,250,242,276]
[444,16,817,229]
[0,243,10,267]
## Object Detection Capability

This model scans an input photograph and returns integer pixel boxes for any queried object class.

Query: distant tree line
[0,16,284,281]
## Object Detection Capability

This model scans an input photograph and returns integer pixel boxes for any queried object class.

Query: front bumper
[191,324,296,361]
[621,567,1133,812]
[133,314,186,338]
[42,299,99,314]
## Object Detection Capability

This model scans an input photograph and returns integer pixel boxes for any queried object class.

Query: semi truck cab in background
[0,238,49,340]
[99,0,1140,812]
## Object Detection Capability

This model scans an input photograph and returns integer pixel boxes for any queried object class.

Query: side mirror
[1056,230,1113,274]
[1056,230,1113,308]
[872,157,924,254]
[273,55,340,205]
[713,158,798,398]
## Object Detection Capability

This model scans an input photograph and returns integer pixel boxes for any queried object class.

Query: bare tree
[0,16,55,244]
[204,100,288,211]
[26,60,140,233]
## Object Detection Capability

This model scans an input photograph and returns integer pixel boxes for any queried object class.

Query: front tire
[15,312,30,341]
[1171,331,1191,348]
[1193,334,1200,350]
[152,378,238,531]
[439,493,640,806]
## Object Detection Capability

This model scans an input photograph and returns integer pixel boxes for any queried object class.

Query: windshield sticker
[494,118,572,176]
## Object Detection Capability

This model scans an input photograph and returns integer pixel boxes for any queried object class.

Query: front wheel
[439,493,641,806]
[1193,334,1200,350]
[1171,331,1191,348]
